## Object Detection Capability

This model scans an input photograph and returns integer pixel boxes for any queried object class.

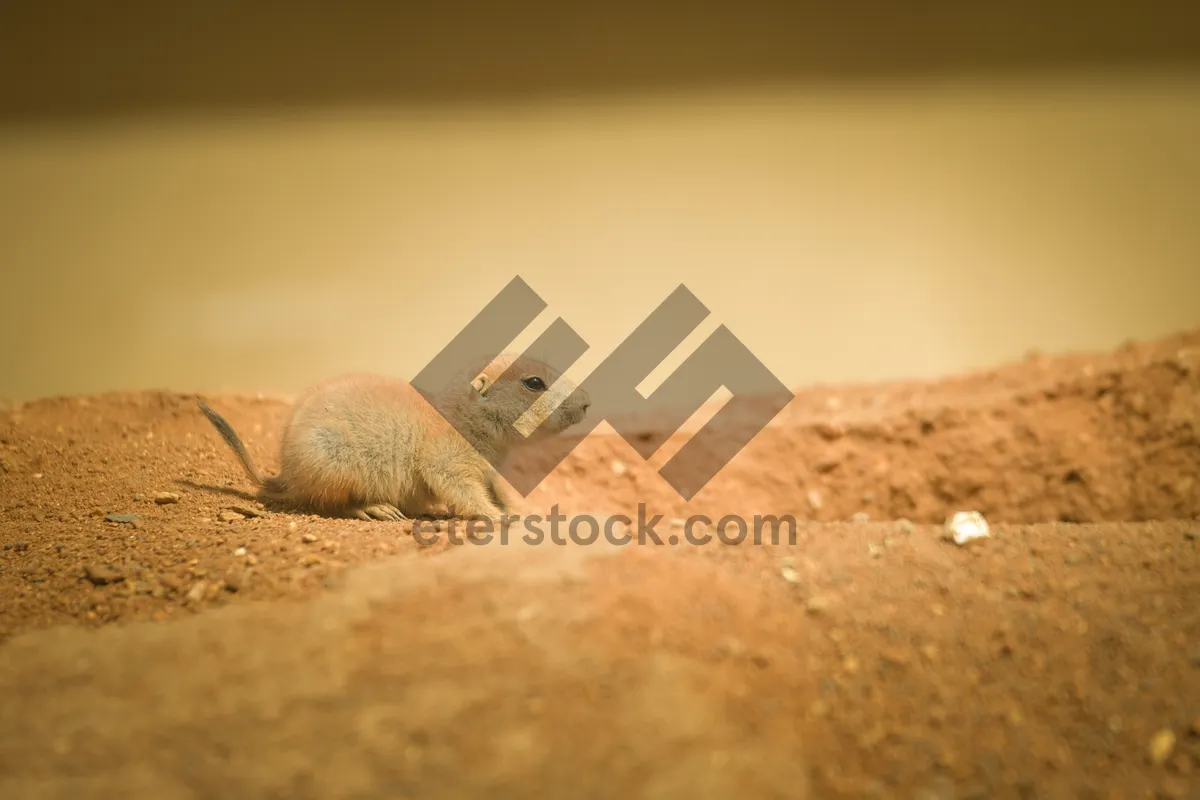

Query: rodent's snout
[575,387,592,415]
[560,387,591,426]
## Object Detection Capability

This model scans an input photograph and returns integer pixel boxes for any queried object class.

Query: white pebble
[233,547,247,557]
[944,511,990,545]
[611,459,628,476]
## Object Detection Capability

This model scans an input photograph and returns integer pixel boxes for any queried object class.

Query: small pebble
[805,595,832,614]
[1149,729,1176,766]
[233,547,247,557]
[32,473,44,479]
[807,490,823,510]
[104,513,138,524]
[301,533,318,544]
[895,518,916,534]
[83,564,124,586]
[851,512,870,524]
[611,460,628,476]
[217,510,245,523]
[154,492,180,505]
[814,457,839,474]
[814,420,844,440]
[780,564,800,584]
[185,581,208,603]
[230,505,267,519]
[944,511,990,545]
[133,493,145,502]
[670,518,685,528]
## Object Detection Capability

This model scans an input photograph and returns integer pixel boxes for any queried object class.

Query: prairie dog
[197,353,590,521]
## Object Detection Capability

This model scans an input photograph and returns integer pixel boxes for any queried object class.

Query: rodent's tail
[197,400,283,493]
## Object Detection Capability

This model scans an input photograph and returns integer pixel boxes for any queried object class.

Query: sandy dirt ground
[1,329,1199,799]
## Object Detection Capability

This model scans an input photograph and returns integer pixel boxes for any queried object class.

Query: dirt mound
[1,328,1198,798]
[519,326,1200,525]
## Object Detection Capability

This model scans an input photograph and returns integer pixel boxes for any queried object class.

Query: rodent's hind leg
[350,503,408,521]
[486,476,516,515]
[420,465,505,521]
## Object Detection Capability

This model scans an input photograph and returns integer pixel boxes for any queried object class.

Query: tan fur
[198,353,589,521]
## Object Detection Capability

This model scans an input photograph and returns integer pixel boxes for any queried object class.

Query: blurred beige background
[2,3,1199,404]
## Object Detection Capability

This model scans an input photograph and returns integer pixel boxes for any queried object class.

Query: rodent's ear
[471,373,492,398]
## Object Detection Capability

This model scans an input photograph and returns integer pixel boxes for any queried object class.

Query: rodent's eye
[521,376,547,392]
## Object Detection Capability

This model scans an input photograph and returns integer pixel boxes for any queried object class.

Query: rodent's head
[441,353,591,446]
